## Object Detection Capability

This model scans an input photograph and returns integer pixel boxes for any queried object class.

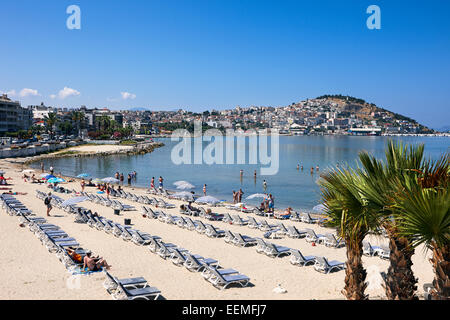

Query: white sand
[54,144,133,154]
[0,159,434,300]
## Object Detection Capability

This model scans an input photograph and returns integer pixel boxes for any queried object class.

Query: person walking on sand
[159,176,164,189]
[150,177,155,190]
[44,192,53,217]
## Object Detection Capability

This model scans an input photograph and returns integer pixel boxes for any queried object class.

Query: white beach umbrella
[61,196,90,207]
[246,193,266,200]
[102,177,120,184]
[21,169,35,174]
[312,204,326,214]
[195,195,220,205]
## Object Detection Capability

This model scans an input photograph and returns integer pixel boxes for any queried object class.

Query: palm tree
[394,154,449,299]
[320,166,379,300]
[71,111,85,137]
[44,112,58,139]
[357,140,425,299]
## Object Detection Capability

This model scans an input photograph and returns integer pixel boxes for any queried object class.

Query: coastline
[0,157,434,300]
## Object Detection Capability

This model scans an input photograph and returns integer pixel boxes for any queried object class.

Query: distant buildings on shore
[0,94,33,135]
[0,94,443,137]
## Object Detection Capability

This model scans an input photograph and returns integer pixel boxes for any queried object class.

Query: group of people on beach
[150,176,164,190]
[259,193,275,213]
[232,189,244,203]
[114,171,137,185]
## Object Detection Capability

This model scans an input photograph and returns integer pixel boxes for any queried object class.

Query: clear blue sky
[1,0,449,128]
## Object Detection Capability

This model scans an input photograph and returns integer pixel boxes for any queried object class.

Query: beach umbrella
[22,169,35,174]
[40,173,50,178]
[195,195,220,205]
[0,170,5,175]
[61,196,90,207]
[173,180,195,190]
[92,178,103,184]
[43,174,56,180]
[102,177,120,184]
[77,173,90,178]
[175,182,195,190]
[312,204,326,214]
[246,193,266,200]
[47,177,65,184]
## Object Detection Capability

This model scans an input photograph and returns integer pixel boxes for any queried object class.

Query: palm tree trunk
[342,239,368,300]
[430,243,450,300]
[383,226,418,300]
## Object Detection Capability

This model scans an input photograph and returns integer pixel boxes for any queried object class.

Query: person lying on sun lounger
[206,208,224,220]
[187,202,200,214]
[83,251,111,271]
[66,247,83,263]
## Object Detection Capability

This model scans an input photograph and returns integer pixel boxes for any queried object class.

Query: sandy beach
[0,157,434,300]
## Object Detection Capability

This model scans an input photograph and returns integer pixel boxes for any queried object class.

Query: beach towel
[70,267,103,275]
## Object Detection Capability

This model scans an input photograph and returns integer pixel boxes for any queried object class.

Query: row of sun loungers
[110,189,176,209]
[48,199,250,290]
[142,205,345,274]
[31,192,162,300]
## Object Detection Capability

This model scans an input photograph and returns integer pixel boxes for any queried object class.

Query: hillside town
[0,93,442,145]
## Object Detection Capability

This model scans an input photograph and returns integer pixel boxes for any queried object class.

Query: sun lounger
[195,220,207,234]
[255,238,269,254]
[248,217,261,229]
[222,213,233,224]
[379,245,390,259]
[208,267,250,290]
[103,270,148,292]
[232,214,249,226]
[314,256,345,274]
[205,224,225,238]
[289,249,316,266]
[201,265,240,281]
[324,233,346,248]
[286,225,306,238]
[111,281,161,300]
[301,212,319,224]
[258,220,277,231]
[233,233,257,247]
[183,253,219,272]
[305,228,327,243]
[224,230,237,243]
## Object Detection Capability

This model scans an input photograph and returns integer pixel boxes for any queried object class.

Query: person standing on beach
[232,190,237,204]
[49,166,54,175]
[203,184,207,196]
[263,180,267,192]
[81,179,85,192]
[159,176,164,189]
[106,184,111,199]
[119,173,124,185]
[115,172,119,180]
[44,192,52,217]
[268,194,275,213]
[40,162,44,173]
[150,177,155,190]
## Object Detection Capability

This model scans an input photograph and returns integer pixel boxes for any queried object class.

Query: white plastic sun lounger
[208,267,250,290]
[314,256,345,274]
[289,249,316,266]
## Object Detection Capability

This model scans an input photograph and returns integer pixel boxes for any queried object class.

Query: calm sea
[33,136,449,211]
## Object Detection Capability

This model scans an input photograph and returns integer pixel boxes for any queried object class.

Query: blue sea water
[33,136,449,211]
